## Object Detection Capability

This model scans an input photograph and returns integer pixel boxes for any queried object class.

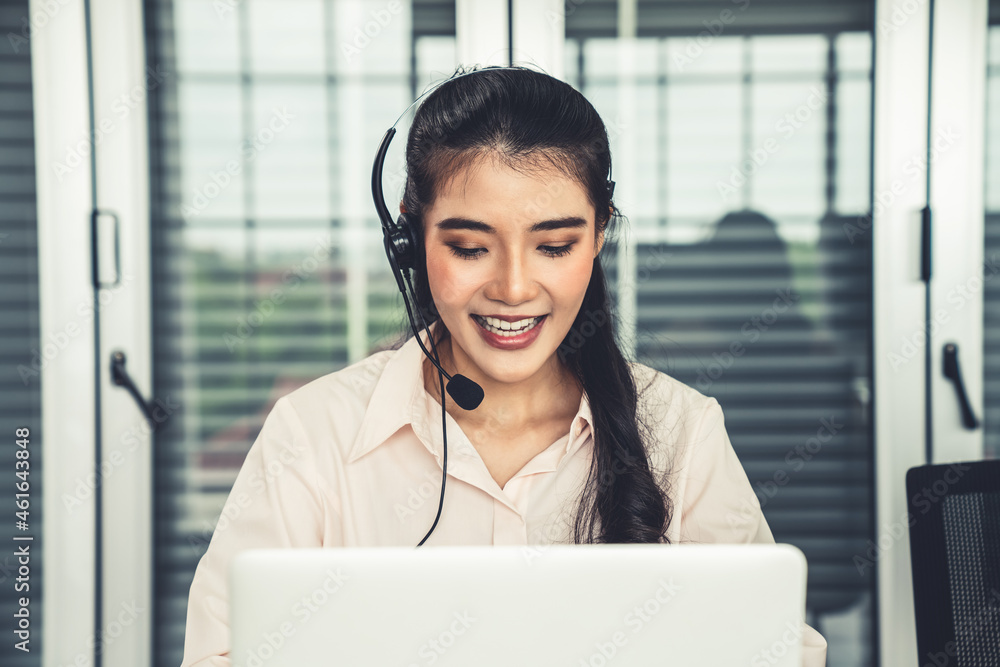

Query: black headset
[370,66,614,546]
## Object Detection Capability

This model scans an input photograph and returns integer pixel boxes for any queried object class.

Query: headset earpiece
[389,212,418,272]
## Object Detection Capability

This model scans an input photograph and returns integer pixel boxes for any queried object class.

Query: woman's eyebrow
[434,216,588,234]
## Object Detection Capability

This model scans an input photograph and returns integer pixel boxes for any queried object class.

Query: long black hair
[393,64,672,544]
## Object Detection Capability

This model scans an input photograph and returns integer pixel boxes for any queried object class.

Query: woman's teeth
[474,314,542,336]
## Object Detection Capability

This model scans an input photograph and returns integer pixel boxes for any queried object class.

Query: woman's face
[419,154,604,387]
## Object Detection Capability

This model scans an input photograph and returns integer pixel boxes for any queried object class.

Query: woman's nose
[486,249,537,305]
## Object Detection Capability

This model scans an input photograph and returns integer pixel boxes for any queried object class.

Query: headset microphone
[371,124,485,411]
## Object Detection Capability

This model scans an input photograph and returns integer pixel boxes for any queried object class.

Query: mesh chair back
[906,459,1000,667]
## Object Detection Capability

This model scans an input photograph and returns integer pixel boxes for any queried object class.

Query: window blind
[984,13,1000,461]
[566,0,873,37]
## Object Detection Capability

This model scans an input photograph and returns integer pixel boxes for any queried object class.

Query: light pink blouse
[180,320,828,666]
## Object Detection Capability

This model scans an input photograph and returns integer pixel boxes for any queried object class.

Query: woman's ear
[595,206,612,255]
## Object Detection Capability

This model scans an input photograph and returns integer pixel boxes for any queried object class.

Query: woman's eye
[447,246,486,260]
[540,244,574,258]
[445,244,575,260]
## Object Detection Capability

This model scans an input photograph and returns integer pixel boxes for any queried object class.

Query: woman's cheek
[426,254,477,308]
[562,256,594,296]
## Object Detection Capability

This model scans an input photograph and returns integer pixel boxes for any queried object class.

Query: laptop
[230,543,808,666]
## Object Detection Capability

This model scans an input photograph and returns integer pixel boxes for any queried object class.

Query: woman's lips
[471,314,546,350]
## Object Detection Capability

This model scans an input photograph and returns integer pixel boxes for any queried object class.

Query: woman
[180,65,828,666]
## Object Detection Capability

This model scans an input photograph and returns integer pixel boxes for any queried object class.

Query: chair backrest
[906,459,1000,666]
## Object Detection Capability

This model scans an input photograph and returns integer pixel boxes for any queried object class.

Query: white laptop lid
[230,543,807,667]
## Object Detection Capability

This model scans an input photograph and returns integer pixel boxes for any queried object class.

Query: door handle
[110,350,163,431]
[942,342,979,430]
[91,209,122,289]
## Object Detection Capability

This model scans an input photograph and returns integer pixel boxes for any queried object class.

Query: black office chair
[906,459,1000,666]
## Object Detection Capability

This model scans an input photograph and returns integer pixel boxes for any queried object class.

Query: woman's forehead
[430,156,594,225]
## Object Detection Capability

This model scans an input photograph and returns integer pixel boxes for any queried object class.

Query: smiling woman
[180,64,827,667]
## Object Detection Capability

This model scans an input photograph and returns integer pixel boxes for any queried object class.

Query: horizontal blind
[631,215,871,616]
[984,16,1000,461]
[985,211,999,461]
[0,1,42,665]
[567,0,873,37]
[145,1,456,665]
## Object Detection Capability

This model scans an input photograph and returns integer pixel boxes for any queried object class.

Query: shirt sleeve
[678,397,828,667]
[179,396,325,667]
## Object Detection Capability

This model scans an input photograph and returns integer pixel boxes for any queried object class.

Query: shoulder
[628,360,720,428]
[626,360,724,474]
[267,347,400,452]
